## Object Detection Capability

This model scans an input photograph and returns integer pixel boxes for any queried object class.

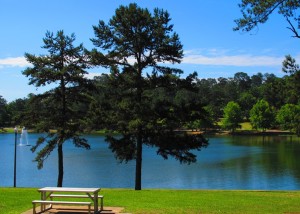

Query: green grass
[0,188,40,214]
[1,188,300,214]
[239,122,253,130]
[0,127,14,133]
[0,127,35,133]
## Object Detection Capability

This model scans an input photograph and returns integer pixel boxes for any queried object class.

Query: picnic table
[32,187,103,214]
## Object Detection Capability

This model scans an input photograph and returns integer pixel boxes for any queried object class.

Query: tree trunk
[135,136,142,190]
[57,76,65,187]
[135,65,143,190]
[57,144,64,187]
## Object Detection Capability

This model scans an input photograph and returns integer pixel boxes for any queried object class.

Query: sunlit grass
[217,121,253,131]
[239,122,253,130]
[1,188,300,214]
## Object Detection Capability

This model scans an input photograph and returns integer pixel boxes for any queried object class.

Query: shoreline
[198,129,296,137]
[1,127,297,137]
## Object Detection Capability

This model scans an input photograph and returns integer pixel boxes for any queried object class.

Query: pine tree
[90,3,208,190]
[23,30,91,187]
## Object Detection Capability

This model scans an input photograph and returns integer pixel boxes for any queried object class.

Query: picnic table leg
[94,192,98,213]
[100,196,103,211]
[33,202,36,214]
[40,192,45,212]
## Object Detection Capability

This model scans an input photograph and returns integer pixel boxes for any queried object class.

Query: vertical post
[13,127,17,187]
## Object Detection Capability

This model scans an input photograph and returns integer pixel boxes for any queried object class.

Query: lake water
[1,133,300,190]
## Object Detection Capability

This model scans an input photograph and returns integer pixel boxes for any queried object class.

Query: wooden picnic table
[37,187,101,214]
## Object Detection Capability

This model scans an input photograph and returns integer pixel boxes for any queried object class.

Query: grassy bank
[1,188,300,214]
[0,127,118,135]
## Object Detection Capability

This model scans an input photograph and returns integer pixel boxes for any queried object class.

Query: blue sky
[1,0,299,102]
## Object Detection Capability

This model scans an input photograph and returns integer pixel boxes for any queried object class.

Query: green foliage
[222,101,243,132]
[234,72,251,94]
[0,95,8,128]
[283,55,300,74]
[276,103,300,135]
[260,74,287,108]
[186,105,216,131]
[282,55,300,103]
[250,99,275,131]
[6,97,29,127]
[238,92,257,119]
[22,30,91,186]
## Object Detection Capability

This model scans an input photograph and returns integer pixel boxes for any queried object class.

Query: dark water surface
[1,133,300,190]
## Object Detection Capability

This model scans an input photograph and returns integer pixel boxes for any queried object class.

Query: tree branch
[234,0,287,31]
[286,17,300,39]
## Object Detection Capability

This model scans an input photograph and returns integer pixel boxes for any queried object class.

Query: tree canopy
[222,101,243,133]
[0,96,8,128]
[277,103,300,135]
[250,99,275,131]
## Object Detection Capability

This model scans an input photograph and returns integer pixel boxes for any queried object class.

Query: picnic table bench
[32,200,92,214]
[32,187,103,214]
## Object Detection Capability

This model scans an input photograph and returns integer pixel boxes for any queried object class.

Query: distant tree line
[2,60,300,135]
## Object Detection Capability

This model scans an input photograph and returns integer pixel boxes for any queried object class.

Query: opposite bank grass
[1,188,300,214]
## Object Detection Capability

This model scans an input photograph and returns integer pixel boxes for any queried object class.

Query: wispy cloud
[0,50,294,70]
[0,57,30,68]
[182,49,285,67]
[182,54,284,66]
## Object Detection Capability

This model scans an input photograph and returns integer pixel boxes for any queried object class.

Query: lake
[1,133,300,190]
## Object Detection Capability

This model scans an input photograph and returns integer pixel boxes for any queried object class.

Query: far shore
[201,129,295,136]
[1,127,297,137]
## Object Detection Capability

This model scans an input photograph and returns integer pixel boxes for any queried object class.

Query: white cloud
[182,49,285,67]
[0,51,293,70]
[182,54,284,67]
[0,57,30,68]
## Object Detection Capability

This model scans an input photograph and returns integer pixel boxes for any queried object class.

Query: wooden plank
[50,194,103,198]
[32,200,92,205]
[38,187,100,193]
[32,200,91,214]
[50,194,104,210]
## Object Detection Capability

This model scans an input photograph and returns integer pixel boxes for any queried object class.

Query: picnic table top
[38,187,101,193]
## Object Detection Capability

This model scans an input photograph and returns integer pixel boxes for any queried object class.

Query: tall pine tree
[23,30,91,187]
[90,3,208,190]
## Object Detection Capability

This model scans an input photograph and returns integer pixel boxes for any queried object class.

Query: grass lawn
[217,121,253,131]
[239,122,252,130]
[1,188,300,214]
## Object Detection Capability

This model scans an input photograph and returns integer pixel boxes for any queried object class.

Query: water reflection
[228,135,300,188]
[1,133,300,190]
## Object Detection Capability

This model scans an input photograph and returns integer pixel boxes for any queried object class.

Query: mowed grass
[1,188,300,214]
[239,122,253,130]
[217,121,253,131]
